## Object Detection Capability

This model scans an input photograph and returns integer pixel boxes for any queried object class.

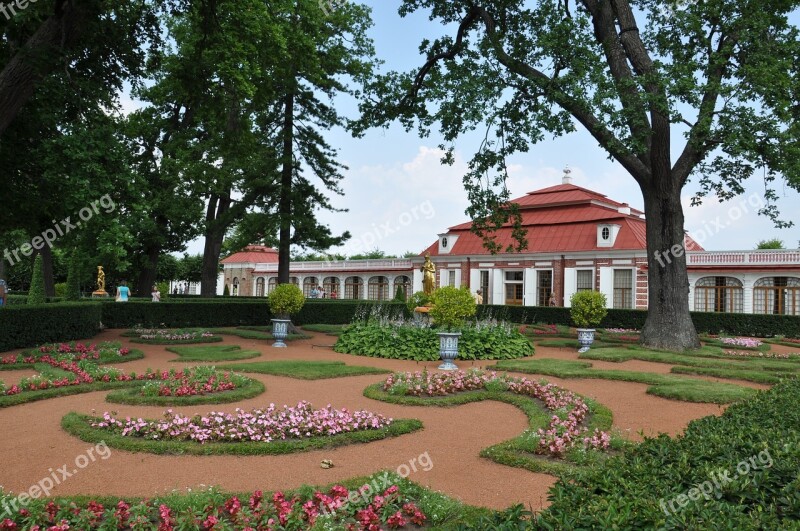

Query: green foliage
[0,303,101,353]
[61,413,423,456]
[537,378,800,529]
[105,376,265,407]
[406,291,430,313]
[394,284,405,301]
[569,291,608,328]
[756,238,785,249]
[54,283,67,298]
[223,284,230,297]
[217,361,389,380]
[268,283,305,318]
[166,345,261,362]
[27,255,46,305]
[156,281,169,300]
[429,286,477,331]
[335,320,533,361]
[64,249,81,301]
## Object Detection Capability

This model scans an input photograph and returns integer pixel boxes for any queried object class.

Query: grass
[364,382,623,477]
[579,346,800,373]
[535,338,615,349]
[104,378,266,406]
[669,366,793,384]
[488,358,757,404]
[129,336,224,345]
[217,360,389,380]
[166,345,261,362]
[300,323,348,336]
[61,412,423,456]
[0,349,145,370]
[210,327,309,341]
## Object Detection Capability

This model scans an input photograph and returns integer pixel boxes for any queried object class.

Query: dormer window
[597,224,621,247]
[438,233,458,254]
[441,237,448,249]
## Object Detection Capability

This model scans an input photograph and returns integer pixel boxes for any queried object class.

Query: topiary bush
[429,286,477,331]
[27,255,46,305]
[268,283,305,318]
[64,248,82,301]
[569,291,608,328]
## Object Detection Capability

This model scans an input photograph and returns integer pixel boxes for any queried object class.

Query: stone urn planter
[569,290,608,354]
[271,318,291,348]
[437,331,462,371]
[577,328,596,353]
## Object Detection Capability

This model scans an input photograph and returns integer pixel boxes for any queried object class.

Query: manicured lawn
[210,327,309,341]
[489,359,757,403]
[217,360,389,379]
[166,345,261,362]
[301,323,348,336]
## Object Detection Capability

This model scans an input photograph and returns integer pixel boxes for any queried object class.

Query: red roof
[221,245,279,264]
[425,183,703,256]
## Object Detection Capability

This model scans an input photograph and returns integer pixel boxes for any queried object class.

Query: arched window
[303,277,319,297]
[232,277,239,296]
[344,276,363,299]
[323,277,340,298]
[289,277,299,286]
[267,278,278,294]
[694,277,743,313]
[255,277,266,297]
[754,277,800,315]
[368,276,390,300]
[393,275,412,301]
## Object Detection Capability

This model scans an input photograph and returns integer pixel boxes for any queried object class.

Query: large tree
[359,0,800,350]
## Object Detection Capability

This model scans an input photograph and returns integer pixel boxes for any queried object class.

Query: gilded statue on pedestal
[421,253,436,296]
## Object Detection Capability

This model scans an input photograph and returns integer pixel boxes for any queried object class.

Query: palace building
[219,173,800,316]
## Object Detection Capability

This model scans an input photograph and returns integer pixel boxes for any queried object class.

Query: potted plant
[268,283,305,347]
[428,286,477,370]
[569,290,608,353]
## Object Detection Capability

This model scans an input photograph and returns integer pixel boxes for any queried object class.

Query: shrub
[0,303,101,352]
[537,378,800,528]
[429,286,477,331]
[268,283,305,318]
[64,249,81,301]
[394,285,405,301]
[406,291,430,314]
[27,255,46,305]
[570,291,607,328]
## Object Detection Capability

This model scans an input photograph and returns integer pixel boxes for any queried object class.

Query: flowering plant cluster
[776,337,800,345]
[0,483,427,530]
[91,401,393,443]
[135,328,216,341]
[139,366,248,397]
[720,337,763,348]
[5,357,134,395]
[532,324,559,336]
[383,370,611,458]
[1,342,129,365]
[723,350,794,359]
[603,328,639,334]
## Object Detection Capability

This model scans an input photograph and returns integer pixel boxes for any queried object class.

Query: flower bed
[126,327,222,344]
[383,370,610,458]
[0,482,427,530]
[138,366,247,397]
[1,342,131,367]
[723,350,796,360]
[91,401,393,444]
[719,337,763,348]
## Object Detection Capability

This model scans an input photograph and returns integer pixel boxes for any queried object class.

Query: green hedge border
[104,378,266,406]
[62,412,423,456]
[0,303,101,352]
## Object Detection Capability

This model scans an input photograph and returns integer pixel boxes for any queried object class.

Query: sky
[143,2,800,257]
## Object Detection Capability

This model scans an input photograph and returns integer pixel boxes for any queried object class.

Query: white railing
[687,250,800,266]
[253,259,414,273]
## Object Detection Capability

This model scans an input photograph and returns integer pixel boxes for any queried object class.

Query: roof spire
[562,166,573,185]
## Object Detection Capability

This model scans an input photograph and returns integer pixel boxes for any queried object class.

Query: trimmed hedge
[0,303,101,352]
[477,305,800,338]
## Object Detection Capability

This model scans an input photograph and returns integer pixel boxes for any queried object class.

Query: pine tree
[64,249,82,301]
[27,255,46,305]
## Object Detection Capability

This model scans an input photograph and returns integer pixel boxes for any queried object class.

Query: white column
[598,267,614,308]
[492,269,504,305]
[564,267,577,307]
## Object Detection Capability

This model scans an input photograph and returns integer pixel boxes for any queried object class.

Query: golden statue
[421,253,436,296]
[92,266,109,298]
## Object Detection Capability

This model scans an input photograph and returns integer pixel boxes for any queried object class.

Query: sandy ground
[0,330,781,511]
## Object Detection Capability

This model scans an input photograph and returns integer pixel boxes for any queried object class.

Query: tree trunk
[0,1,86,137]
[136,245,160,298]
[200,194,231,296]
[277,91,295,284]
[640,172,701,351]
[40,244,55,297]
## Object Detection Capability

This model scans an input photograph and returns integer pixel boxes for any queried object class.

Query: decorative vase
[437,331,462,371]
[577,328,595,353]
[271,318,291,348]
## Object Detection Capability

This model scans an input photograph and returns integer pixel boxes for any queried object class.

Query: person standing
[116,281,130,302]
[151,285,161,302]
[549,292,556,306]
[0,279,6,307]
[474,288,483,305]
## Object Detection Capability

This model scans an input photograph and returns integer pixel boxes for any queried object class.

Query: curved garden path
[0,330,776,511]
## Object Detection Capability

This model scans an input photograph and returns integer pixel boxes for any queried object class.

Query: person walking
[116,281,130,302]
